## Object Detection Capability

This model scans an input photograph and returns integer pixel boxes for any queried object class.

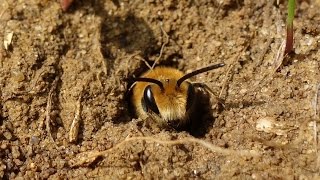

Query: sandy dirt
[0,0,320,179]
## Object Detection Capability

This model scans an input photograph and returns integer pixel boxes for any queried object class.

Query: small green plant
[284,0,295,55]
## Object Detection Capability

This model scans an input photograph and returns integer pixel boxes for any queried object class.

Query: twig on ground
[132,25,169,89]
[70,136,261,167]
[68,76,91,143]
[45,76,59,148]
[124,52,141,75]
[273,39,286,72]
[139,57,152,70]
[151,24,169,69]
[68,93,82,143]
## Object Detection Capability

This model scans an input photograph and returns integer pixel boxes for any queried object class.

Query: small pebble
[11,146,21,159]
[3,131,12,140]
[12,71,25,82]
[30,136,40,145]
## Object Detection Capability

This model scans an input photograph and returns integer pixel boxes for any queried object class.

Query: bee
[131,63,225,129]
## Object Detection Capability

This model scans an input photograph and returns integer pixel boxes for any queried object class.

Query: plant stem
[284,0,295,55]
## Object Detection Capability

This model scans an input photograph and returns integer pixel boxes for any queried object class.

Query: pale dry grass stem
[70,136,261,167]
[45,76,59,149]
[151,25,169,69]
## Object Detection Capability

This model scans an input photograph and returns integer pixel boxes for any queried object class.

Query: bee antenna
[177,63,225,87]
[133,77,165,91]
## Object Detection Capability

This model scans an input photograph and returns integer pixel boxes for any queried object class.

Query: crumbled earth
[0,0,319,179]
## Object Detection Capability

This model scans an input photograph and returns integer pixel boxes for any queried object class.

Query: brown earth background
[0,0,320,179]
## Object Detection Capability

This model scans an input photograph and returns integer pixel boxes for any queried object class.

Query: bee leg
[193,83,225,110]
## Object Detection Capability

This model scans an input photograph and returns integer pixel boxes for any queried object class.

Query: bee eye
[142,85,160,115]
[186,83,195,111]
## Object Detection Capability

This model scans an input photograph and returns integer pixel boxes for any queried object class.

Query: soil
[0,0,320,179]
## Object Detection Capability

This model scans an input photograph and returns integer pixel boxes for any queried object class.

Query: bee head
[133,63,225,129]
[141,79,196,124]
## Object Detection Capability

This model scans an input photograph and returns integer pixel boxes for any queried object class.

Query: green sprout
[284,0,295,55]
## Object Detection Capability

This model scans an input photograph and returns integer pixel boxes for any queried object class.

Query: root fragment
[70,136,260,167]
[45,76,59,148]
[151,25,169,69]
[68,76,91,143]
[273,39,286,71]
[69,94,82,143]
